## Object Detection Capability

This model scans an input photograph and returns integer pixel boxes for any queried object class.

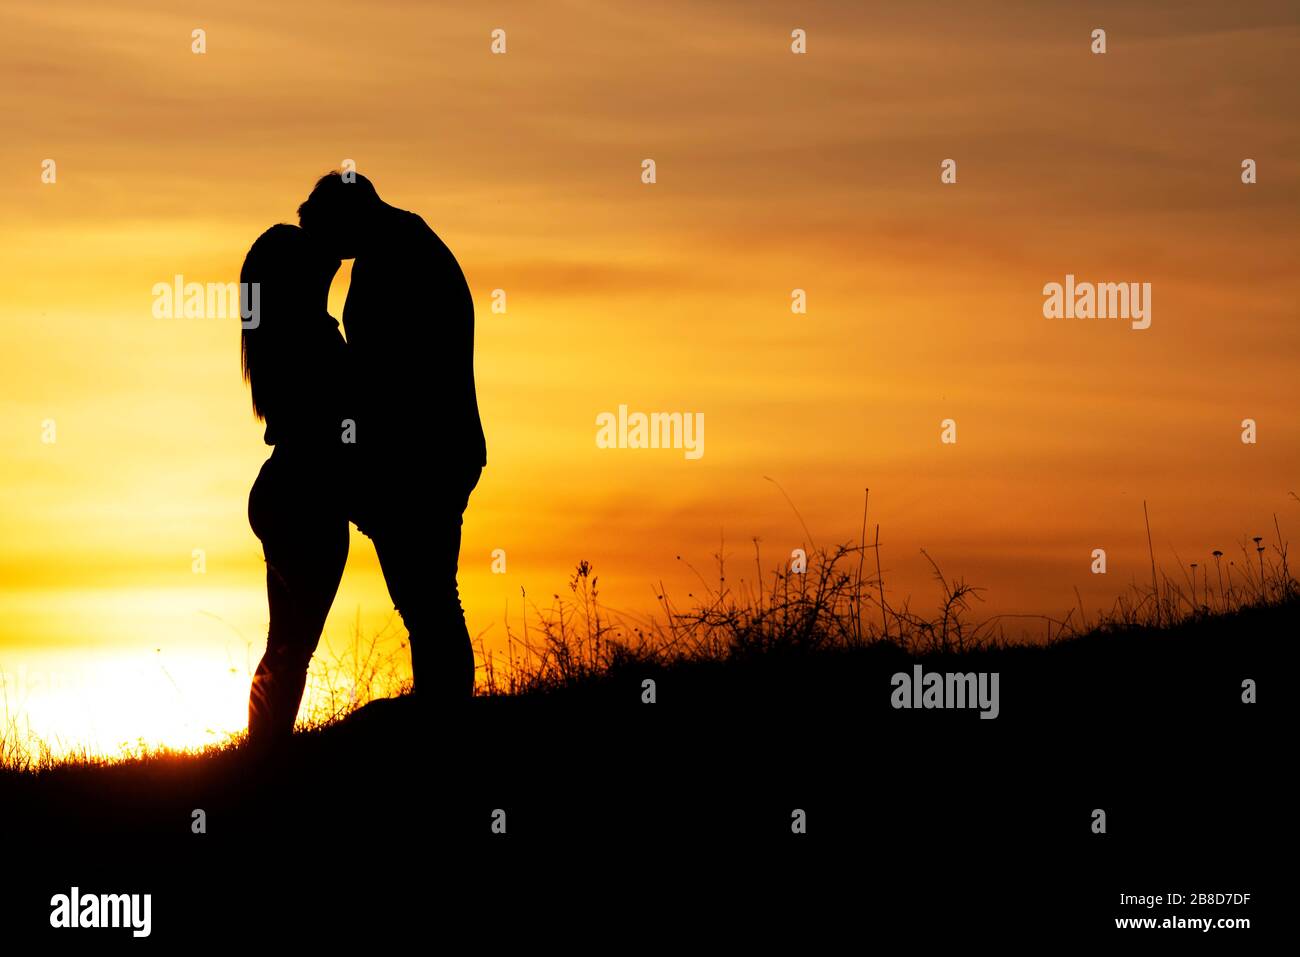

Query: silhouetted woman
[240,224,351,751]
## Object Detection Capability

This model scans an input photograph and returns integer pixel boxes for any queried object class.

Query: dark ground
[2,601,1288,945]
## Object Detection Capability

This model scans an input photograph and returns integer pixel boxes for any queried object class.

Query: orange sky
[1,1,1297,757]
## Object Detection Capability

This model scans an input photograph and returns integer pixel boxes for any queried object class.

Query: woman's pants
[246,452,349,750]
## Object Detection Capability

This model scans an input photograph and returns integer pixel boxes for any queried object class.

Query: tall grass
[478,512,1298,694]
[5,506,1296,769]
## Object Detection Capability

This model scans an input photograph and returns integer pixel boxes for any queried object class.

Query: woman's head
[239,224,340,419]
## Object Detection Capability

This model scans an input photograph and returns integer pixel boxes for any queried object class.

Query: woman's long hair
[239,224,336,420]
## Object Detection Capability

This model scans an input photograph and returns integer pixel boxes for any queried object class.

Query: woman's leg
[248,472,349,750]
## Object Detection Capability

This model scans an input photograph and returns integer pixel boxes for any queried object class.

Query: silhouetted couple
[239,173,486,751]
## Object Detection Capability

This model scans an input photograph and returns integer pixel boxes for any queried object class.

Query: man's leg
[371,487,476,700]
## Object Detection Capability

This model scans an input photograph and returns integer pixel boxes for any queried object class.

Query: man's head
[297,171,382,259]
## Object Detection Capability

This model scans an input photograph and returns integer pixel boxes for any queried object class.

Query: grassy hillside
[2,542,1286,941]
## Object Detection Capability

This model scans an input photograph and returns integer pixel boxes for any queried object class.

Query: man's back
[343,207,487,470]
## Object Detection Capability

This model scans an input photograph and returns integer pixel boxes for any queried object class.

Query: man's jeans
[364,465,482,700]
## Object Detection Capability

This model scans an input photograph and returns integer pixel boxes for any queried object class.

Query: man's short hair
[297,170,379,225]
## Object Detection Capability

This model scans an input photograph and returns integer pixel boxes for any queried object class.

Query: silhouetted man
[298,171,487,700]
